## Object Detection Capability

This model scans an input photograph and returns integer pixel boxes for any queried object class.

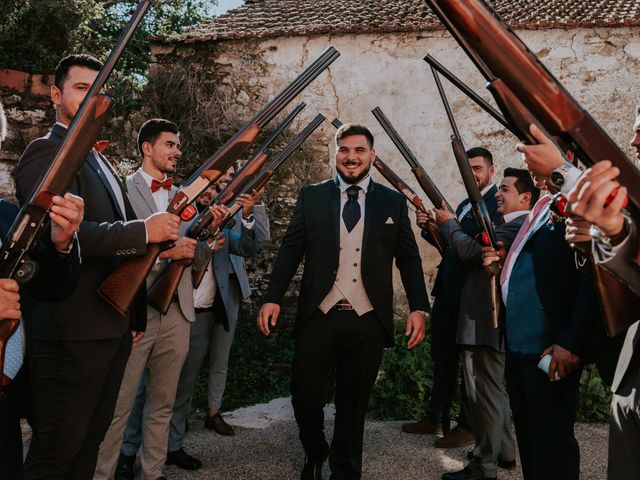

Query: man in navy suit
[14,54,180,479]
[404,148,500,448]
[257,123,429,480]
[0,100,83,479]
[438,168,539,480]
[482,160,599,479]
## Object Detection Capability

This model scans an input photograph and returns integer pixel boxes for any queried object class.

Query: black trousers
[505,353,581,480]
[0,363,32,480]
[291,309,386,480]
[24,334,132,480]
[426,297,471,431]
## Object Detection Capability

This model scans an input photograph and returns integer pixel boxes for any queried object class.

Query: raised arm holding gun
[99,46,340,315]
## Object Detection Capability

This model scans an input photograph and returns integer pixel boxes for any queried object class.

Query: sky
[210,0,245,16]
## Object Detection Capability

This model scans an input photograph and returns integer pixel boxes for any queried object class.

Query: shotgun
[99,47,340,315]
[432,68,501,328]
[426,0,639,335]
[0,0,152,384]
[368,108,456,254]
[190,113,327,289]
[147,103,306,314]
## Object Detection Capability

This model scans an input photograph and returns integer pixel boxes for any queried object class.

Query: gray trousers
[168,280,241,451]
[94,303,190,480]
[462,345,516,478]
[608,370,640,479]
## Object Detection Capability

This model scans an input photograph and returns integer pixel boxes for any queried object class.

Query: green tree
[0,0,215,77]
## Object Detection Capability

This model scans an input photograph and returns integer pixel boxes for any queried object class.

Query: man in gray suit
[432,168,539,480]
[565,152,639,478]
[95,119,211,480]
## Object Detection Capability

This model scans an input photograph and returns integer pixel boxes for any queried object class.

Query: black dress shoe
[204,413,235,436]
[166,447,202,470]
[114,453,135,480]
[442,466,496,480]
[466,450,517,470]
[301,457,324,480]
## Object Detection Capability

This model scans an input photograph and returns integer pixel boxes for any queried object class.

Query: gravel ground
[22,398,609,479]
[164,419,608,480]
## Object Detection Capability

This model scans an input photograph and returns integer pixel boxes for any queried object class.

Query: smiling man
[437,168,538,480]
[15,55,181,479]
[94,119,211,480]
[257,123,429,480]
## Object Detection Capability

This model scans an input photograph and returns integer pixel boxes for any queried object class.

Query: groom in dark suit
[14,54,180,479]
[257,123,430,480]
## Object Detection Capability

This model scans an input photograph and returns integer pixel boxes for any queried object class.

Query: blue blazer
[505,218,599,359]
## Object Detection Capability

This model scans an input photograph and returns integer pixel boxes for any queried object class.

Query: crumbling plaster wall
[151,26,640,301]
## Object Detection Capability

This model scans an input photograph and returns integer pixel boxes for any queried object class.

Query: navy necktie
[342,186,361,232]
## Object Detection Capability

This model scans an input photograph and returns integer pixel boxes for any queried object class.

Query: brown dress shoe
[434,426,475,448]
[401,417,444,436]
[204,413,235,436]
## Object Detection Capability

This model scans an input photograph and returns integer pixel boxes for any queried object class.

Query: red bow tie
[93,140,110,153]
[151,177,173,192]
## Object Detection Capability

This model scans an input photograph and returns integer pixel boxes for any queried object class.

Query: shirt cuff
[560,163,583,196]
[242,216,255,229]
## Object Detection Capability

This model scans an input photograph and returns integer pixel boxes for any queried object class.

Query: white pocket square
[385,217,394,224]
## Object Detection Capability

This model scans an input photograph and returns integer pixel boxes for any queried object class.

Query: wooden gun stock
[146,258,191,315]
[99,49,338,315]
[0,0,151,380]
[430,0,639,335]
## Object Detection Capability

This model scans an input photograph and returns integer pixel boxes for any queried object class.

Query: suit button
[353,263,357,267]
[132,249,137,254]
[356,248,360,252]
[353,279,357,283]
[332,270,337,275]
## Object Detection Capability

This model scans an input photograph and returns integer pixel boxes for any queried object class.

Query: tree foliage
[0,0,215,77]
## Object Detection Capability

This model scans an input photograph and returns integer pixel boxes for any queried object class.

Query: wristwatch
[550,163,571,189]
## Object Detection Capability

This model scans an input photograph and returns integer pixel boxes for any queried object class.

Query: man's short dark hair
[335,123,374,149]
[504,167,540,207]
[466,147,493,166]
[137,118,179,156]
[54,54,103,90]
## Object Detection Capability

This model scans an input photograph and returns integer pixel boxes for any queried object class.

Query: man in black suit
[14,54,180,479]
[1,101,83,479]
[404,148,500,448]
[257,123,429,480]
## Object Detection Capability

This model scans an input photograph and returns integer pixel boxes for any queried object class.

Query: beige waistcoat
[318,213,374,316]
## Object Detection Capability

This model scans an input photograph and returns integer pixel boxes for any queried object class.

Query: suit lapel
[86,152,126,220]
[132,170,159,215]
[362,180,376,252]
[330,180,340,248]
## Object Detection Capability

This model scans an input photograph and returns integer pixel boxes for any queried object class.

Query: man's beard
[337,165,371,185]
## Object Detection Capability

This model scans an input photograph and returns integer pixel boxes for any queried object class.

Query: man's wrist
[412,310,429,320]
[54,232,77,254]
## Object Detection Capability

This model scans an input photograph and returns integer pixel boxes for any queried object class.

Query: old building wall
[150,27,640,302]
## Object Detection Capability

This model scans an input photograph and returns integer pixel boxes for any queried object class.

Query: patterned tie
[151,177,173,192]
[3,321,24,382]
[342,186,361,232]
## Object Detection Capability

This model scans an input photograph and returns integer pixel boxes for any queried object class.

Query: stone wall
[149,27,640,306]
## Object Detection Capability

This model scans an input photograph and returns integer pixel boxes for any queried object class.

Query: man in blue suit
[404,147,500,448]
[483,168,599,479]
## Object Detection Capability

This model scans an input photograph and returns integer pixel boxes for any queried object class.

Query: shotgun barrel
[99,49,339,315]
